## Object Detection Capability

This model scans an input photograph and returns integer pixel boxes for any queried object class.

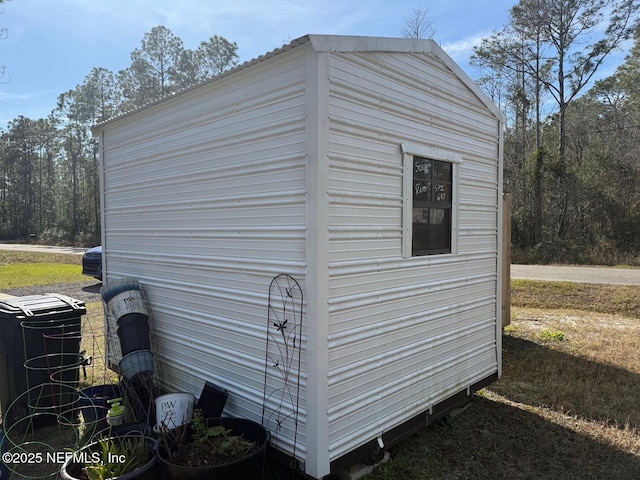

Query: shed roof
[93,34,505,132]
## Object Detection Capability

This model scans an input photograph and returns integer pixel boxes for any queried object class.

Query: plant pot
[154,393,195,431]
[101,279,148,317]
[79,384,121,432]
[117,313,151,355]
[119,350,154,379]
[61,435,159,480]
[156,417,269,480]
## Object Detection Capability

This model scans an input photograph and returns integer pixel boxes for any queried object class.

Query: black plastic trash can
[0,294,86,427]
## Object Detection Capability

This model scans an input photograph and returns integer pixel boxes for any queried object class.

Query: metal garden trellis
[262,274,303,470]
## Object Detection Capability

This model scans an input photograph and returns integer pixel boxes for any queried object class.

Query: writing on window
[412,156,452,255]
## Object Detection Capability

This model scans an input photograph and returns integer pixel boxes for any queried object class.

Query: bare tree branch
[402,6,436,39]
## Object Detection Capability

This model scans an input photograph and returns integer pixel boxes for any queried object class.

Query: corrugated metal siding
[100,49,309,457]
[98,37,502,475]
[325,51,500,460]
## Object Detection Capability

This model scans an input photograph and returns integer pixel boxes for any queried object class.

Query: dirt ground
[2,281,102,304]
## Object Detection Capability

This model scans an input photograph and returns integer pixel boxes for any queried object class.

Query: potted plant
[156,409,269,480]
[60,434,158,480]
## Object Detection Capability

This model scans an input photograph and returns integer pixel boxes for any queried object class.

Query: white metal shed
[93,34,505,479]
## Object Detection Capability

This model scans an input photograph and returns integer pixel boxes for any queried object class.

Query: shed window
[401,143,461,258]
[412,157,452,255]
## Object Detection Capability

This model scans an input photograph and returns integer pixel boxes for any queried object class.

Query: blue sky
[0,0,629,130]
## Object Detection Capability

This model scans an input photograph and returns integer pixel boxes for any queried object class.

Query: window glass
[412,157,452,255]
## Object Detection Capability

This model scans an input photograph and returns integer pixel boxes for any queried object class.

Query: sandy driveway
[0,243,86,255]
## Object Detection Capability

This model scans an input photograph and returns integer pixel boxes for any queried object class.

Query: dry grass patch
[0,251,82,266]
[81,301,118,387]
[365,281,640,480]
[510,307,640,373]
[499,312,640,440]
[511,280,640,317]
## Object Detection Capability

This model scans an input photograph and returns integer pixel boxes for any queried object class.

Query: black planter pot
[117,313,151,355]
[156,417,269,480]
[78,384,121,432]
[60,435,159,480]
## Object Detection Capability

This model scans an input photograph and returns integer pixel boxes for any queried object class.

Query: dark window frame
[411,156,453,256]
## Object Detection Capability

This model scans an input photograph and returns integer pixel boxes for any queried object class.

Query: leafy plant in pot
[61,434,158,480]
[156,409,269,480]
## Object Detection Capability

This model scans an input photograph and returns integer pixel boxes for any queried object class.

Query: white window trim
[401,142,462,258]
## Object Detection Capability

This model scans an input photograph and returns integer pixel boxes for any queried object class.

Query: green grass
[0,263,85,289]
[541,328,566,341]
[0,250,87,289]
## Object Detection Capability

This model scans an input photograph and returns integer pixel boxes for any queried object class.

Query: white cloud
[0,90,34,101]
[440,33,490,64]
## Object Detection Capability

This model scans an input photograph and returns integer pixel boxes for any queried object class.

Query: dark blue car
[82,245,102,281]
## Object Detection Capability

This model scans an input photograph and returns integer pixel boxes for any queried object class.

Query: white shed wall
[99,48,310,456]
[96,35,503,479]
[324,50,501,460]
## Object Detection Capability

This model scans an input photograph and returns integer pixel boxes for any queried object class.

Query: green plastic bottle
[106,398,126,426]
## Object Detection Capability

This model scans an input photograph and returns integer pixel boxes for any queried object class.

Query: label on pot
[156,394,194,429]
[107,290,148,318]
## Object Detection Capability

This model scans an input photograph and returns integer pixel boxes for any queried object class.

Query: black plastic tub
[156,417,269,480]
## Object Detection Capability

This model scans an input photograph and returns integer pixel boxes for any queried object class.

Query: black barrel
[0,294,85,427]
